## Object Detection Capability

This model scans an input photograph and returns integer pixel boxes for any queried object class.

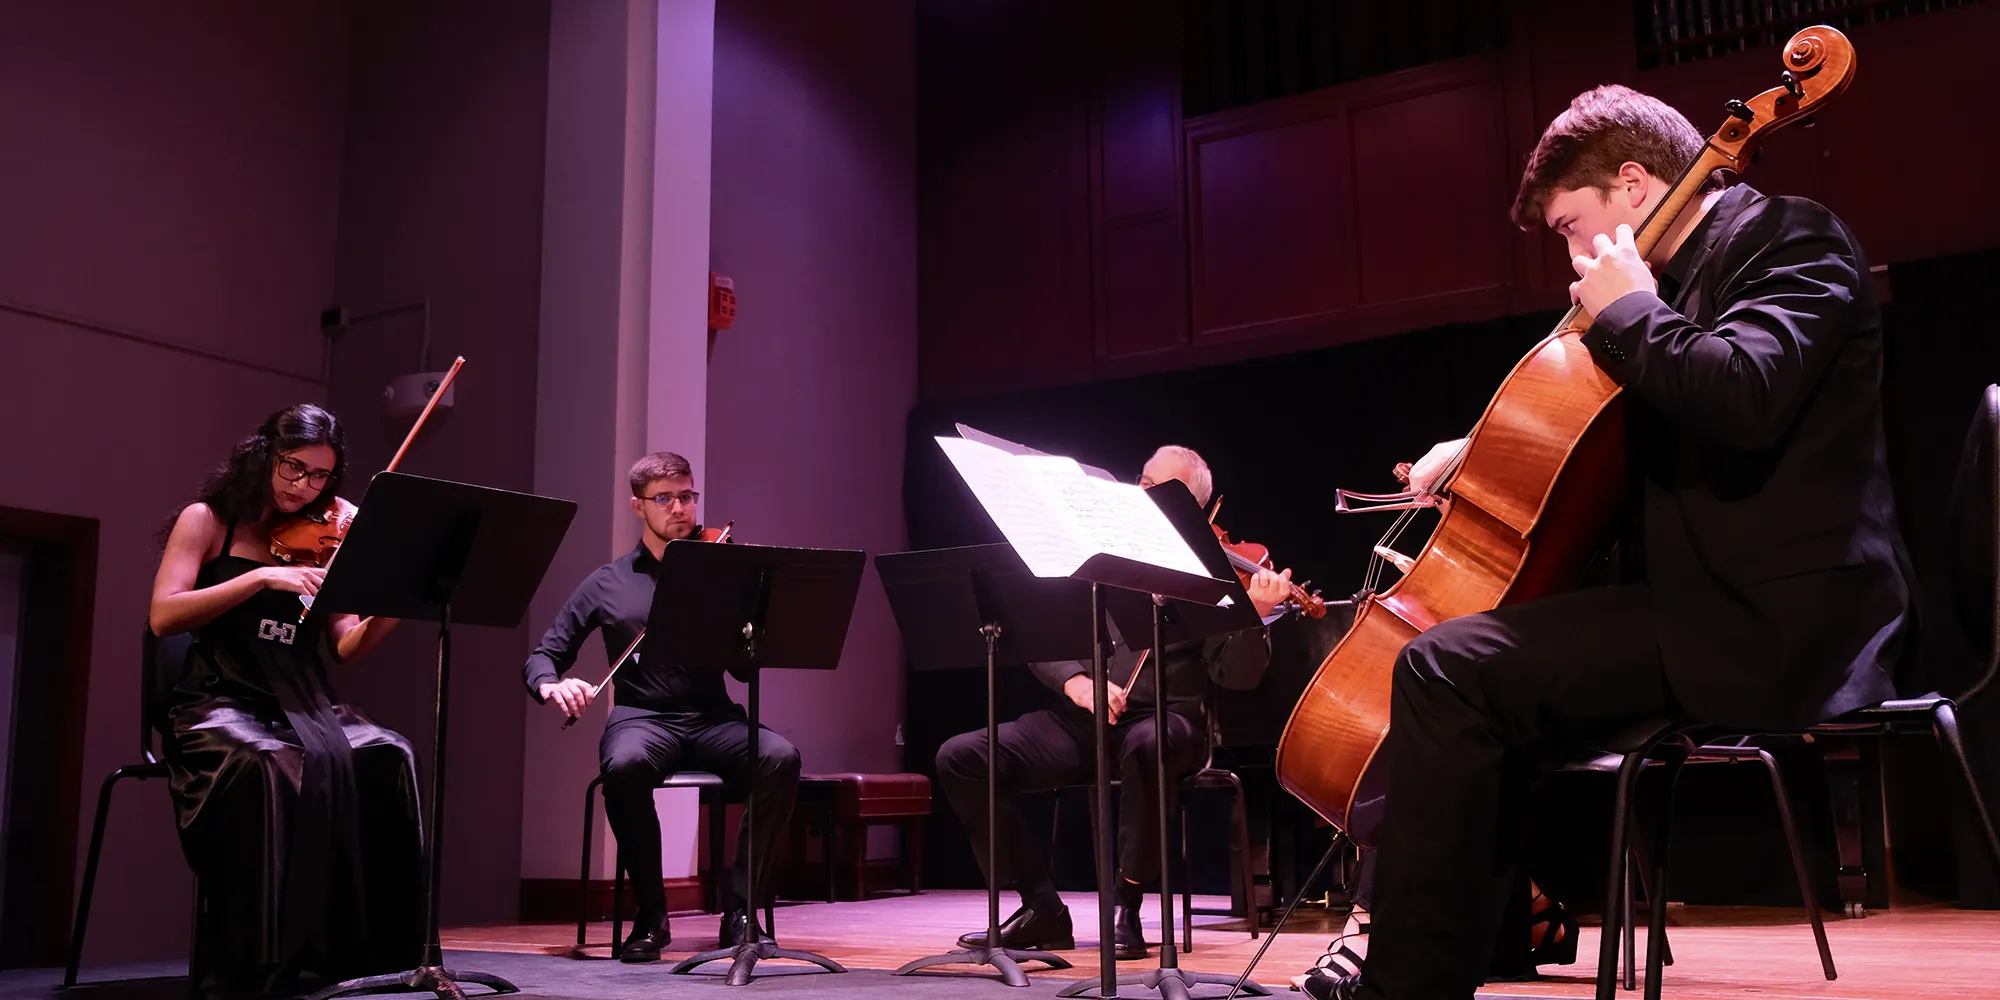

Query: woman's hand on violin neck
[541,678,596,718]
[1246,568,1292,618]
[258,565,325,596]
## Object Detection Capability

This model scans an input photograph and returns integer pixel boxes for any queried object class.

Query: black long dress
[167,523,425,994]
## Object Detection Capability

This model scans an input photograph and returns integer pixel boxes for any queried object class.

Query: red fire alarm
[709,272,736,331]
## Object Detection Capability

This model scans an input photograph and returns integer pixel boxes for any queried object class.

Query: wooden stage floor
[444,890,2000,998]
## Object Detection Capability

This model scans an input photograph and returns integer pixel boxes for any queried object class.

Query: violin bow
[299,356,465,621]
[559,522,732,729]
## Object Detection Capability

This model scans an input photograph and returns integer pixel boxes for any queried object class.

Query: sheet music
[936,436,1089,577]
[1021,459,1211,578]
[939,434,1212,583]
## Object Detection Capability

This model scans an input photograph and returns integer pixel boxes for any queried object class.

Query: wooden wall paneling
[1186,86,1358,345]
[1090,0,1190,364]
[1347,58,1512,310]
[1186,54,1520,353]
[915,0,1096,401]
[1640,1,2000,269]
[1514,0,1642,303]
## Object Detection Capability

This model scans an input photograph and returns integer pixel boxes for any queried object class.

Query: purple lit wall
[323,0,552,927]
[706,0,918,778]
[0,0,351,963]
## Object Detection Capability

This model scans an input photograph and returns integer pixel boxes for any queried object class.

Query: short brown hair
[628,451,692,496]
[1509,85,1705,230]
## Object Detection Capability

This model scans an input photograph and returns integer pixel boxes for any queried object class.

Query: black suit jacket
[1583,184,1913,729]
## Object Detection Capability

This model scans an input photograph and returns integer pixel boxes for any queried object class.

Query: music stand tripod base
[306,966,516,1000]
[301,473,575,1000]
[655,540,863,986]
[671,940,847,987]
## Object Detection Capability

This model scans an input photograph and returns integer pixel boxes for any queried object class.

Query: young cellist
[1304,83,1913,1000]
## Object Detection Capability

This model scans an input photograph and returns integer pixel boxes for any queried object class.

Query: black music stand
[656,540,865,986]
[1064,481,1270,1000]
[878,544,1088,986]
[303,472,576,1000]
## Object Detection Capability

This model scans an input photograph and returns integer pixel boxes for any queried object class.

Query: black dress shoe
[956,904,1076,951]
[620,914,670,962]
[1298,970,1366,1000]
[1114,905,1148,960]
[719,906,770,948]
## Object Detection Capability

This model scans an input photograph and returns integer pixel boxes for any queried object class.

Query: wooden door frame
[0,504,98,969]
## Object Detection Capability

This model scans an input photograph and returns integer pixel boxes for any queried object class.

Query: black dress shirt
[523,543,740,721]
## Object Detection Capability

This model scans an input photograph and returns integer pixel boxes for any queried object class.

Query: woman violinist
[150,403,423,998]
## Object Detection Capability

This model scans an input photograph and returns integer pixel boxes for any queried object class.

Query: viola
[1125,513,1322,696]
[1274,27,1856,848]
[1210,521,1326,619]
[561,521,734,729]
[273,356,464,617]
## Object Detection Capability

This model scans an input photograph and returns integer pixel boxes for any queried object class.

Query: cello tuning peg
[1725,99,1754,122]
[1781,69,1803,101]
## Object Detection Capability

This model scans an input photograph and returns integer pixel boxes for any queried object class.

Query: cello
[1274,27,1857,847]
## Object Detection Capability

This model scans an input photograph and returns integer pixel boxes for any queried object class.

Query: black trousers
[599,710,802,919]
[1360,584,1676,1000]
[936,703,1204,901]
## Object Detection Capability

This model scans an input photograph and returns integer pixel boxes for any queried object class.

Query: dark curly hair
[159,404,348,545]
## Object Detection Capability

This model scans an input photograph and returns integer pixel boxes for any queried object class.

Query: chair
[1049,705,1260,951]
[64,628,199,989]
[1590,385,2000,1000]
[573,771,775,954]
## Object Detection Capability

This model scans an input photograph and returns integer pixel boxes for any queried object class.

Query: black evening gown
[167,537,425,994]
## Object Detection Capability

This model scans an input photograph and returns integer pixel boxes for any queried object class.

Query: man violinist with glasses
[524,451,802,962]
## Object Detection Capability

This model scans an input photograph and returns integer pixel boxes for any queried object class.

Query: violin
[561,521,734,729]
[1210,523,1326,619]
[272,356,465,616]
[269,496,358,568]
[1205,495,1325,619]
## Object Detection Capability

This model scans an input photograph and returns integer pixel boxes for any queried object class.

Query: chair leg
[708,794,726,913]
[1627,824,1672,967]
[65,768,141,988]
[824,807,839,903]
[844,817,868,900]
[1231,779,1259,941]
[612,858,625,951]
[186,883,203,997]
[578,776,601,951]
[1621,847,1637,991]
[1049,793,1063,885]
[1641,746,1690,1000]
[1596,752,1644,1000]
[1178,798,1193,954]
[1755,750,1836,980]
[1934,703,2000,874]
[904,816,926,894]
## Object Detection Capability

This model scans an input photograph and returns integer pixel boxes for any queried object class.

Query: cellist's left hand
[1246,568,1291,618]
[1570,224,1657,316]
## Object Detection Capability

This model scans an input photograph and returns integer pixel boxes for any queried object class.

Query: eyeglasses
[276,456,333,490]
[642,491,700,510]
